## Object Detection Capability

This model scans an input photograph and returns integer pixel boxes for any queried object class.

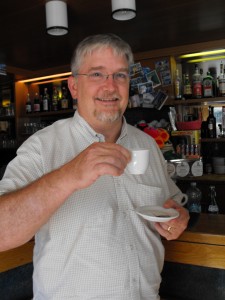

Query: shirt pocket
[134,183,165,208]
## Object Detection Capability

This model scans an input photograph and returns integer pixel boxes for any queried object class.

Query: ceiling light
[111,0,136,21]
[187,55,225,63]
[45,0,68,36]
[19,72,71,83]
[180,49,225,59]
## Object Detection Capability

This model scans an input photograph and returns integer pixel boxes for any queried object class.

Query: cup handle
[180,194,188,206]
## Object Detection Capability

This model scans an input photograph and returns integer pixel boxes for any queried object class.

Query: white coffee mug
[172,192,188,206]
[126,149,150,175]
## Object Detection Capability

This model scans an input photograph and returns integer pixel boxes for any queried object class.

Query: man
[0,34,189,299]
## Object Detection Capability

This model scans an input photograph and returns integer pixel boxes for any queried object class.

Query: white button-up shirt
[0,111,183,300]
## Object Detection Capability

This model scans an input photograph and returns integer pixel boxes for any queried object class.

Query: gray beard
[95,110,122,123]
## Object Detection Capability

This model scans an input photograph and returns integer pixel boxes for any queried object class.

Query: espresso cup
[172,192,188,206]
[180,193,188,206]
[126,149,150,175]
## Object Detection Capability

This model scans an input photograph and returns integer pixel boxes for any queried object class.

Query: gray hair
[70,33,134,75]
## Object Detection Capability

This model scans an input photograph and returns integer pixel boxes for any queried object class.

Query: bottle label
[222,107,225,131]
[34,103,40,112]
[191,160,203,176]
[203,79,213,97]
[193,81,202,97]
[183,84,192,95]
[189,203,201,213]
[26,104,31,113]
[43,100,48,111]
[176,162,190,177]
[61,99,68,109]
[175,82,182,99]
[208,205,219,213]
[208,123,213,130]
[219,79,225,95]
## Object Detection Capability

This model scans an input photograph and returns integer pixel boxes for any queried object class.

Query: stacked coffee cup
[212,157,225,174]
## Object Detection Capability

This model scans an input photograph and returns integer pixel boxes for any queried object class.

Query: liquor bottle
[61,87,69,109]
[218,62,225,96]
[183,73,192,99]
[209,67,218,97]
[42,88,50,112]
[207,106,217,138]
[208,185,219,214]
[222,106,225,136]
[26,93,32,113]
[203,71,213,98]
[186,182,202,214]
[39,94,43,112]
[192,64,202,99]
[33,92,41,113]
[51,87,58,111]
[174,69,182,100]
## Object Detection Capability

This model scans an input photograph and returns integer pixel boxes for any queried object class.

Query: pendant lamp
[111,0,136,21]
[45,0,68,36]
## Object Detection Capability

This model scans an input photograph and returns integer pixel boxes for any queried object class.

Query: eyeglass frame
[73,71,130,84]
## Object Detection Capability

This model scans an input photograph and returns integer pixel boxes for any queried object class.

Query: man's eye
[115,73,127,79]
[90,72,103,78]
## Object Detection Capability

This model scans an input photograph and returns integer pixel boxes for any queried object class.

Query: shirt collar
[72,111,128,143]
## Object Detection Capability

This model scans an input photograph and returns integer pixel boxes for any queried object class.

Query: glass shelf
[22,109,75,118]
[170,97,225,106]
[176,174,225,182]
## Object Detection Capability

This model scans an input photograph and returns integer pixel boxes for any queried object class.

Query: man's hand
[154,198,190,240]
[64,142,131,191]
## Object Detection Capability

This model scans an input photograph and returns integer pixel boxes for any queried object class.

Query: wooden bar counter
[1,213,225,273]
[162,213,225,269]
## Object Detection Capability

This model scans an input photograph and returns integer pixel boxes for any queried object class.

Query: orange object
[158,128,170,142]
[155,136,165,148]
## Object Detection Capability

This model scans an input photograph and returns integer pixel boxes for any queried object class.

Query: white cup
[180,193,188,206]
[126,149,150,175]
[172,192,188,206]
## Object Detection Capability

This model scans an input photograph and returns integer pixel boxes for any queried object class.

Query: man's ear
[68,75,78,99]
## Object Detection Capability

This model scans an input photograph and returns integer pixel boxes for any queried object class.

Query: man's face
[68,47,130,130]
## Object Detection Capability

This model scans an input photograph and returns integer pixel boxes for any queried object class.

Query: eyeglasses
[74,71,130,84]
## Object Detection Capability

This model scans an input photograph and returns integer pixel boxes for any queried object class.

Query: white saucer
[134,205,179,222]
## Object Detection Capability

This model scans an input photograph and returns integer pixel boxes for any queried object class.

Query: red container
[176,118,202,130]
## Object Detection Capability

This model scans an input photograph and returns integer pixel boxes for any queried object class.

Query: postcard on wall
[130,62,143,76]
[129,94,141,108]
[142,92,155,108]
[145,70,161,87]
[160,70,172,86]
[152,90,168,110]
[155,59,170,72]
[137,81,153,94]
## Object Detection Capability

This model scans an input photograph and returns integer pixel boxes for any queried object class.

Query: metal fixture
[45,0,68,36]
[111,0,136,21]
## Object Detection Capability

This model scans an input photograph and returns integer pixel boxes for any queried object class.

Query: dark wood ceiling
[1,0,225,74]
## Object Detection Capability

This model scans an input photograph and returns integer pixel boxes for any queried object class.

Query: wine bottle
[43,88,50,112]
[192,64,202,99]
[33,92,41,113]
[203,71,213,98]
[218,62,225,96]
[61,87,69,109]
[183,73,192,99]
[52,87,59,111]
[208,185,219,214]
[26,93,32,114]
[206,106,217,138]
[174,69,182,100]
